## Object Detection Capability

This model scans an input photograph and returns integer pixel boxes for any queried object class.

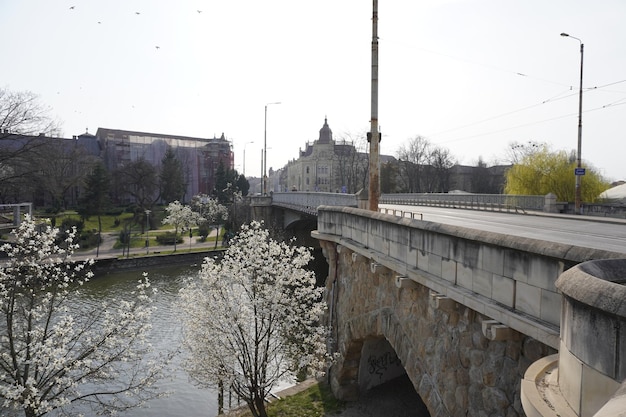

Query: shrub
[56,217,85,245]
[198,224,211,241]
[155,232,183,245]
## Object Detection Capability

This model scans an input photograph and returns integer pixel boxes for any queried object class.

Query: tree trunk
[96,214,102,258]
[254,394,268,417]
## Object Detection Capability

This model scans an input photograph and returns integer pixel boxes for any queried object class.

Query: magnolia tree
[0,216,166,417]
[179,221,328,417]
[162,200,204,252]
[190,194,228,248]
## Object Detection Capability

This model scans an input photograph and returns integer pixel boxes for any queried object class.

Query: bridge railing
[271,192,358,215]
[381,193,546,212]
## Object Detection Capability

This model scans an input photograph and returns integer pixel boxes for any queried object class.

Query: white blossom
[178,221,328,417]
[0,216,167,417]
[162,201,205,252]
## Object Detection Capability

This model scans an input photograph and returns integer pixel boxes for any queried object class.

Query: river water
[0,265,223,417]
[85,265,222,417]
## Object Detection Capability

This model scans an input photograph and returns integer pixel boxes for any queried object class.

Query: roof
[95,127,225,143]
[601,183,626,201]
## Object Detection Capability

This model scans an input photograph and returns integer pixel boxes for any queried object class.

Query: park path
[76,229,222,260]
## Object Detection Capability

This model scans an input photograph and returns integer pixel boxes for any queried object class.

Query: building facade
[96,128,234,199]
[284,118,377,193]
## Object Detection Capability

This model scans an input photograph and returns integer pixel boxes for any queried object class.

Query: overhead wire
[438,101,626,145]
[382,36,626,144]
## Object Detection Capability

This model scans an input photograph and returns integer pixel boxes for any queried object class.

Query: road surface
[380,205,626,254]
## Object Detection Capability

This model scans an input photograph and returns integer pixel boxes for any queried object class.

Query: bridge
[251,192,626,417]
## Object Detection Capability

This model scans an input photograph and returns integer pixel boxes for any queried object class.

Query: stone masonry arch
[321,241,554,417]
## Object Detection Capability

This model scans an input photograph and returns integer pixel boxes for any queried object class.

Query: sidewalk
[527,209,626,225]
[75,230,223,261]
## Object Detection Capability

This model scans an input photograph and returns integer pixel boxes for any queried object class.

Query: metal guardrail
[271,192,358,215]
[378,208,423,220]
[268,192,546,215]
[381,193,545,212]
[0,203,33,229]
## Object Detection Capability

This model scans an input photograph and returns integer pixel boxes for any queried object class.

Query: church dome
[318,117,333,143]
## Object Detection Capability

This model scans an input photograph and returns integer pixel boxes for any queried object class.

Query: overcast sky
[2,0,625,181]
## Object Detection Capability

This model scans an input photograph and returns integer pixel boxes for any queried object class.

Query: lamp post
[145,209,151,254]
[264,102,281,195]
[243,141,254,177]
[368,0,380,211]
[561,32,584,214]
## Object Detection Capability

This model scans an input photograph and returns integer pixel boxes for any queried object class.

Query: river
[1,264,224,417]
[87,265,222,417]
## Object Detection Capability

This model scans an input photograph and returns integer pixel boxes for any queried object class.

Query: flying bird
[155,46,160,50]
[197,10,202,13]
[69,6,75,9]
[135,11,140,15]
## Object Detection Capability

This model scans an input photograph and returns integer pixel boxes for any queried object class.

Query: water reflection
[87,265,220,417]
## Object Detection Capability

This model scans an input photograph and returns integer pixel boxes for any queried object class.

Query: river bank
[222,375,428,417]
[73,231,224,274]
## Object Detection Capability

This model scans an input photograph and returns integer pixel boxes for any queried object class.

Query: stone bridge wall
[321,240,554,416]
[313,206,626,417]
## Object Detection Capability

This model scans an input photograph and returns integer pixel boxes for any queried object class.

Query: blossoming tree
[0,216,165,417]
[179,221,328,417]
[162,200,204,252]
[189,194,228,248]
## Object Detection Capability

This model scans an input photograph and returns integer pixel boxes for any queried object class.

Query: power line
[428,80,626,139]
[438,101,626,145]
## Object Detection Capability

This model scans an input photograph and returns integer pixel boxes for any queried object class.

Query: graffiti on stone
[367,351,402,379]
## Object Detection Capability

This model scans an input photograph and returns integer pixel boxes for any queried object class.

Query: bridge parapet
[381,193,547,212]
[314,206,625,349]
[522,259,626,417]
[271,192,359,215]
[314,206,626,415]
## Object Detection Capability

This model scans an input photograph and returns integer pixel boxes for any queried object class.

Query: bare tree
[333,132,369,193]
[32,138,98,210]
[396,136,430,193]
[0,88,62,137]
[506,140,545,165]
[0,89,64,203]
[426,146,455,192]
[396,136,456,193]
[113,159,159,208]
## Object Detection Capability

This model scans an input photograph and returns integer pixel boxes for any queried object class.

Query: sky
[2,0,625,181]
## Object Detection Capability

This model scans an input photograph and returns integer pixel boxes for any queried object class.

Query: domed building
[284,118,377,193]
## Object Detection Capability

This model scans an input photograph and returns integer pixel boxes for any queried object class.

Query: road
[379,205,626,254]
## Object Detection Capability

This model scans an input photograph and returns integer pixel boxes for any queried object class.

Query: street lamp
[264,101,281,195]
[561,32,584,214]
[145,209,151,254]
[243,141,253,177]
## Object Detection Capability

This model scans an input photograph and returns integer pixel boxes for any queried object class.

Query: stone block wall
[316,206,625,350]
[314,206,626,416]
[324,242,554,416]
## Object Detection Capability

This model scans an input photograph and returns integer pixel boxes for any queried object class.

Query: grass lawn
[233,382,345,417]
[34,210,225,253]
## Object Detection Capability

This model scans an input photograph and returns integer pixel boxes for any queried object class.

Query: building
[284,118,392,193]
[96,128,234,199]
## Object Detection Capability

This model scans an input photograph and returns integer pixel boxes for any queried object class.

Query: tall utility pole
[560,32,584,214]
[368,0,380,212]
